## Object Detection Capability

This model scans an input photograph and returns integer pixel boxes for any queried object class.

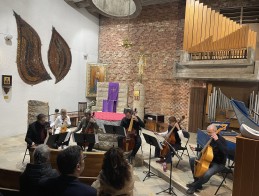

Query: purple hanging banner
[102,82,119,112]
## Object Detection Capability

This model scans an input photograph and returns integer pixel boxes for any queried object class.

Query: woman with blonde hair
[92,147,134,195]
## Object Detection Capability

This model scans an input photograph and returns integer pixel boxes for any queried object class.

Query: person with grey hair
[186,124,227,195]
[73,109,98,151]
[20,144,58,196]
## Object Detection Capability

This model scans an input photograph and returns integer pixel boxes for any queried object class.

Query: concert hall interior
[0,0,259,195]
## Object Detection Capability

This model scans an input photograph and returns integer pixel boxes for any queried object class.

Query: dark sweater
[120,116,145,135]
[25,121,47,145]
[197,134,227,165]
[20,163,58,196]
[40,175,97,196]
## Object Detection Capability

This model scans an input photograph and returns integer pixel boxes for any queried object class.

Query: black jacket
[25,121,47,145]
[197,134,227,165]
[20,163,58,196]
[40,175,97,196]
[120,116,145,135]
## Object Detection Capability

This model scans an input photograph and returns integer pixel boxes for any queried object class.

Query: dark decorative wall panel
[48,27,72,83]
[14,12,51,85]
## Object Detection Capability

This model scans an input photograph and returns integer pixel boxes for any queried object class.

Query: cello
[81,112,96,149]
[160,116,185,158]
[194,124,227,178]
[122,109,137,152]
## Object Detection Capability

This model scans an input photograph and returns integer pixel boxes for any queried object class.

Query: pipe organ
[183,0,257,60]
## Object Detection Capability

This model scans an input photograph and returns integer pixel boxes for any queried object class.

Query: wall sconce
[134,90,140,100]
[2,75,12,94]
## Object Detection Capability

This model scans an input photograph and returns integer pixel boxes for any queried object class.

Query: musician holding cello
[155,116,183,171]
[186,124,227,195]
[74,109,98,151]
[119,108,145,164]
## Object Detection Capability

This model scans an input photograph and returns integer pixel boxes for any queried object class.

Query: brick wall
[98,1,203,129]
[98,0,254,129]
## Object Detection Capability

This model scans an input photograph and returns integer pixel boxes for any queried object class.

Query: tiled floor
[0,132,233,196]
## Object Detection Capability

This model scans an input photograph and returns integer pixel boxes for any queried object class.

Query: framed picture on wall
[2,75,12,86]
[86,63,107,97]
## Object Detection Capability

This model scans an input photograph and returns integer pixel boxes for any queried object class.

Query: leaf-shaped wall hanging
[48,27,72,83]
[14,11,51,85]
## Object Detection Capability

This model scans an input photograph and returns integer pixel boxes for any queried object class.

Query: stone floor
[0,132,233,196]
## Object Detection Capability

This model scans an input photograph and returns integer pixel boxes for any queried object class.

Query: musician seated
[25,114,51,148]
[53,108,71,134]
[155,116,182,171]
[74,109,98,151]
[119,108,145,164]
[186,124,227,195]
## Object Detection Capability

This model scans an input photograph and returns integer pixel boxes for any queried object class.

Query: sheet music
[141,128,164,149]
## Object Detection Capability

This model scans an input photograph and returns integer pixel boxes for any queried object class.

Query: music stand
[142,132,160,181]
[74,133,96,150]
[46,134,59,149]
[57,132,71,149]
[104,125,126,137]
[156,141,177,196]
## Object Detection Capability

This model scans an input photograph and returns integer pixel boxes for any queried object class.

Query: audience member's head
[101,147,131,190]
[33,144,50,164]
[37,113,46,125]
[57,146,85,177]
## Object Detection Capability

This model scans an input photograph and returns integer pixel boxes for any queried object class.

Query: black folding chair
[175,130,190,167]
[214,150,235,195]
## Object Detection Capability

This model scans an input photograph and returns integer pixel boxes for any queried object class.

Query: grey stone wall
[28,100,49,125]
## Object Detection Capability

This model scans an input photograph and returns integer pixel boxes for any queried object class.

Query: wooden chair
[81,152,104,177]
[0,168,21,195]
[43,149,104,178]
[79,177,97,186]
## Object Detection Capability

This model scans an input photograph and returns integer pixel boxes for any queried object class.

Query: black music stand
[74,133,96,150]
[104,125,126,136]
[46,134,59,149]
[156,141,177,196]
[104,125,126,148]
[142,132,160,181]
[46,132,71,149]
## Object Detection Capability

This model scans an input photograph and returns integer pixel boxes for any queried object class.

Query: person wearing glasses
[40,146,97,196]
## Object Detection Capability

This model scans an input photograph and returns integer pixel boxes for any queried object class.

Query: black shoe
[186,187,196,195]
[186,182,194,188]
[186,183,203,189]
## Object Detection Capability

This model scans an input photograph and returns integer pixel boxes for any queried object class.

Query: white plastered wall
[0,0,99,138]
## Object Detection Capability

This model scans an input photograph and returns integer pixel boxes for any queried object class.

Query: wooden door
[188,87,206,133]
